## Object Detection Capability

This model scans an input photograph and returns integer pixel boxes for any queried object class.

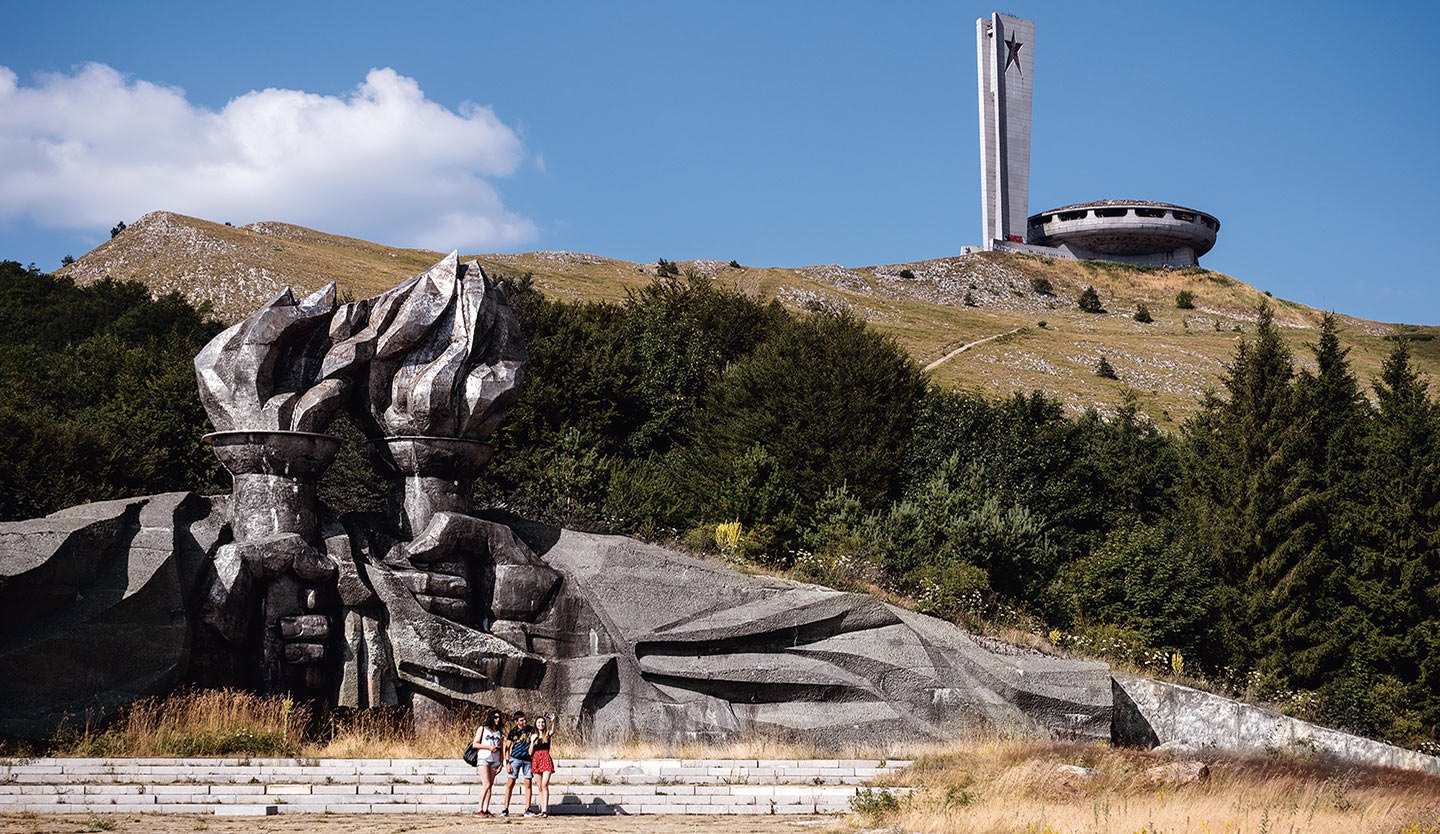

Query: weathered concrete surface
[505,522,1112,745]
[193,283,348,434]
[0,757,911,815]
[0,493,220,737]
[4,487,1437,777]
[1113,674,1440,775]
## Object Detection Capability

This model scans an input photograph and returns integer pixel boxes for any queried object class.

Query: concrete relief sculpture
[3,249,1432,774]
[192,282,351,696]
[188,254,545,715]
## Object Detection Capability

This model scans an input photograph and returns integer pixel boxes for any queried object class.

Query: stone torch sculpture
[192,283,356,695]
[325,252,525,616]
[321,253,538,716]
[192,254,543,714]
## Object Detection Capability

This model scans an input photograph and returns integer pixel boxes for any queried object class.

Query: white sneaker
[524,810,539,817]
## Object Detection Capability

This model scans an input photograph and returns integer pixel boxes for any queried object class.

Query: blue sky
[3,0,1437,324]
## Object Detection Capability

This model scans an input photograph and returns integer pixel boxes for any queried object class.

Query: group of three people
[470,709,556,818]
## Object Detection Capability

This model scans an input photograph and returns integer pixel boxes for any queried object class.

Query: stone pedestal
[207,430,341,696]
[367,436,493,540]
[207,431,340,543]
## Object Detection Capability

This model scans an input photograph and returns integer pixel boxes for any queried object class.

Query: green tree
[1250,313,1370,686]
[1183,302,1310,671]
[0,262,223,519]
[1078,285,1105,313]
[691,308,926,544]
[1344,338,1440,739]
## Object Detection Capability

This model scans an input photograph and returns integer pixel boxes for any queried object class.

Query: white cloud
[0,64,537,250]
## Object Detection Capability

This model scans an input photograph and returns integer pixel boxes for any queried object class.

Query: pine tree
[1348,338,1440,738]
[1183,302,1310,672]
[1251,314,1369,686]
[1077,285,1105,313]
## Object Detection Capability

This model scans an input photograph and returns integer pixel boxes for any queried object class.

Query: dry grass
[64,214,1440,425]
[49,690,310,758]
[39,689,948,761]
[854,738,1440,834]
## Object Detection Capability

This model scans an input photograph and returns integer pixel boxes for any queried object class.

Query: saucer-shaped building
[1026,200,1219,267]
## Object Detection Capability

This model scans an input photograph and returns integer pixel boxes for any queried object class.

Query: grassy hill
[60,210,1440,425]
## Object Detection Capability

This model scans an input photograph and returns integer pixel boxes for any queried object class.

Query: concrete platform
[0,758,912,815]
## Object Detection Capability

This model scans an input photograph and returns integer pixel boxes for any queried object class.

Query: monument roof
[1033,200,1214,217]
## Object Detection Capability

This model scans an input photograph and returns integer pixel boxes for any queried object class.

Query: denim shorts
[506,757,532,780]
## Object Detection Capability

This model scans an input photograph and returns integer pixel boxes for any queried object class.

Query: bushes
[1078,285,1105,313]
[1176,289,1196,309]
[1063,521,1221,664]
[689,307,926,544]
[0,263,224,519]
[1030,276,1054,295]
[483,275,923,545]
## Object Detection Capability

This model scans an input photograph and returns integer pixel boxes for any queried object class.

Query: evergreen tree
[1183,302,1310,672]
[1254,314,1370,686]
[1346,339,1440,738]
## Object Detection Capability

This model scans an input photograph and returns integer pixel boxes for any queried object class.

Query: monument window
[1136,209,1166,218]
[1095,208,1128,218]
[1059,210,1088,221]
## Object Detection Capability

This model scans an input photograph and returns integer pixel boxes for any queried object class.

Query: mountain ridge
[58,210,1440,425]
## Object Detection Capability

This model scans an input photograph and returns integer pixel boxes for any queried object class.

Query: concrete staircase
[0,757,912,815]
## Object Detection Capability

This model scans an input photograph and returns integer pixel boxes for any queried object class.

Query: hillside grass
[30,689,942,761]
[59,212,1440,422]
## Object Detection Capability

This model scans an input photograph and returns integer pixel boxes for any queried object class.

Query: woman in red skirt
[530,713,556,817]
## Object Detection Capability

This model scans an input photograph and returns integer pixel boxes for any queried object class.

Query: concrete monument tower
[976,12,1035,248]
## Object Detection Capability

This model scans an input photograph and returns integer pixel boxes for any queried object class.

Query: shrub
[691,309,926,543]
[1176,289,1195,309]
[1077,285,1105,313]
[850,788,901,817]
[1095,356,1118,379]
[963,291,977,307]
[656,258,680,277]
[1030,276,1054,295]
[727,260,741,269]
[1134,303,1153,323]
[898,268,917,281]
[1037,320,1047,329]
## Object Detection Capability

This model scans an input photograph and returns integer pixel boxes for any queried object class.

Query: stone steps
[0,758,912,815]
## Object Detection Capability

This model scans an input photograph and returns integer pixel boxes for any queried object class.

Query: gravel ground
[0,813,846,834]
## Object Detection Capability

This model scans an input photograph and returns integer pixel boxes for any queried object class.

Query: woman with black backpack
[469,709,505,818]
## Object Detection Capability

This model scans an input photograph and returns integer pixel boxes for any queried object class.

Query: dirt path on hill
[1,813,848,834]
[922,328,1022,372]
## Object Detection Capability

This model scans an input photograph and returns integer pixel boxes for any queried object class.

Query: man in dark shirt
[501,710,535,817]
